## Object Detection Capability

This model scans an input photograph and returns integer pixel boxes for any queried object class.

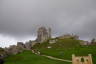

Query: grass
[5,38,96,64]
[5,51,71,64]
[33,38,96,64]
[33,38,81,49]
[36,46,96,64]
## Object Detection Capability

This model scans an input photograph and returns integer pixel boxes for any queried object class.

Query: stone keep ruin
[72,54,93,64]
[36,27,51,43]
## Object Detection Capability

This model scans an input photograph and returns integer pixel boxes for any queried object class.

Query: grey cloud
[0,0,96,41]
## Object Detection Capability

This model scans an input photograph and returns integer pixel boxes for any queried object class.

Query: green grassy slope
[33,38,96,64]
[33,38,81,49]
[5,38,96,64]
[5,51,71,64]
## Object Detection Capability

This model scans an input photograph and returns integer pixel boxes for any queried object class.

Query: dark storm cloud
[0,0,96,40]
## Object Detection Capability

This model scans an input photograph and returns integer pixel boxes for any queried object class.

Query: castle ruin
[72,54,93,64]
[36,27,51,43]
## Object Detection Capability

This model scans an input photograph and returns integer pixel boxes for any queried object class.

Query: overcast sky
[0,0,96,47]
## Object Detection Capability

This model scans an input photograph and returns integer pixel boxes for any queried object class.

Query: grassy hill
[5,38,96,64]
[33,38,96,64]
[5,51,70,64]
[33,38,81,49]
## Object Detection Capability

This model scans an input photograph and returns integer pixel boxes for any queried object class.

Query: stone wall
[36,27,51,43]
[58,34,79,40]
[72,54,93,64]
[17,42,25,49]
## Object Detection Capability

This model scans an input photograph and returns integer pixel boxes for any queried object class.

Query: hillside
[5,51,70,64]
[33,38,81,49]
[4,38,96,64]
[32,38,96,63]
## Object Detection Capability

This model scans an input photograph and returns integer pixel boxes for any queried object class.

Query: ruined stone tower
[48,27,51,38]
[72,54,93,64]
[36,27,51,43]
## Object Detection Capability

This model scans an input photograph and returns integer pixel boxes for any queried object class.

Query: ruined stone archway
[72,54,93,64]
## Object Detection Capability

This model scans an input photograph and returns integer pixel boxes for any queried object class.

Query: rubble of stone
[17,42,26,50]
[2,40,37,56]
[36,27,51,43]
[4,45,22,55]
[49,39,57,44]
[25,41,32,50]
[58,34,79,40]
[25,40,37,50]
[80,41,90,45]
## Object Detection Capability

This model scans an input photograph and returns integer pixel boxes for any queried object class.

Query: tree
[91,38,96,45]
